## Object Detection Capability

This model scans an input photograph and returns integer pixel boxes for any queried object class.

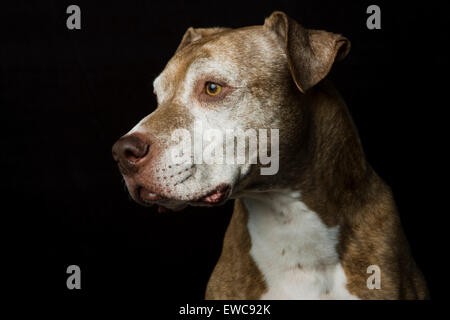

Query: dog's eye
[205,82,222,96]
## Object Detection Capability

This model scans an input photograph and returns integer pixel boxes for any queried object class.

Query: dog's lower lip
[136,184,230,206]
[196,184,231,204]
[139,187,164,202]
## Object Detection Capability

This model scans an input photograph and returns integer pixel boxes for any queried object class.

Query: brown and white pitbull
[112,11,429,299]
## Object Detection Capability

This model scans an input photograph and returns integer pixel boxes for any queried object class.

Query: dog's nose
[112,135,149,173]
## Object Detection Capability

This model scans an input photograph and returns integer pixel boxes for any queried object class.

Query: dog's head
[112,11,350,211]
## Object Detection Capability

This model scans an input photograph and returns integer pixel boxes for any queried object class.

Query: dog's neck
[240,80,373,227]
[297,81,375,225]
[232,81,373,299]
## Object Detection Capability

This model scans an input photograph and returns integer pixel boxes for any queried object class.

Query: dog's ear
[175,27,231,53]
[264,11,350,93]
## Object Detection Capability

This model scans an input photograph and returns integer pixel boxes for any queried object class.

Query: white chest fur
[242,191,358,300]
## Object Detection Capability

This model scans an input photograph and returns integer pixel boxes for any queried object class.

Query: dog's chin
[133,183,232,213]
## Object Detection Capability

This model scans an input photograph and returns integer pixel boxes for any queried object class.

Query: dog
[112,11,428,299]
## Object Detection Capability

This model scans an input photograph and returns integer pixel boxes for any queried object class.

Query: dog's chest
[243,193,358,300]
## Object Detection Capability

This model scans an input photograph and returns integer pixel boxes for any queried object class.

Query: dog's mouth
[137,184,231,212]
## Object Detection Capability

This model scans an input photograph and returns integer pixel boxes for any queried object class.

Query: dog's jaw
[135,181,232,211]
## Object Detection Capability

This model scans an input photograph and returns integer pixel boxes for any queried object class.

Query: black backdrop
[2,0,448,302]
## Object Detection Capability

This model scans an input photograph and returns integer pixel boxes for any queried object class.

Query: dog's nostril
[124,149,140,161]
[112,135,150,169]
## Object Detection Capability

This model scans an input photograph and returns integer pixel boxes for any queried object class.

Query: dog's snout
[112,135,149,173]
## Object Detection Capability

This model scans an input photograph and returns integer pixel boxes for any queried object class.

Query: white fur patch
[243,191,359,300]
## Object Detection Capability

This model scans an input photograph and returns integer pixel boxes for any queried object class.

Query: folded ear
[176,27,231,53]
[264,11,350,93]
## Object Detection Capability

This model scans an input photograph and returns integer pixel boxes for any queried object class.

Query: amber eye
[205,82,222,96]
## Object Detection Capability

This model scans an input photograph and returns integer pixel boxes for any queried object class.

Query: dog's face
[112,12,350,211]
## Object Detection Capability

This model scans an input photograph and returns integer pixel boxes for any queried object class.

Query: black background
[2,0,448,305]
